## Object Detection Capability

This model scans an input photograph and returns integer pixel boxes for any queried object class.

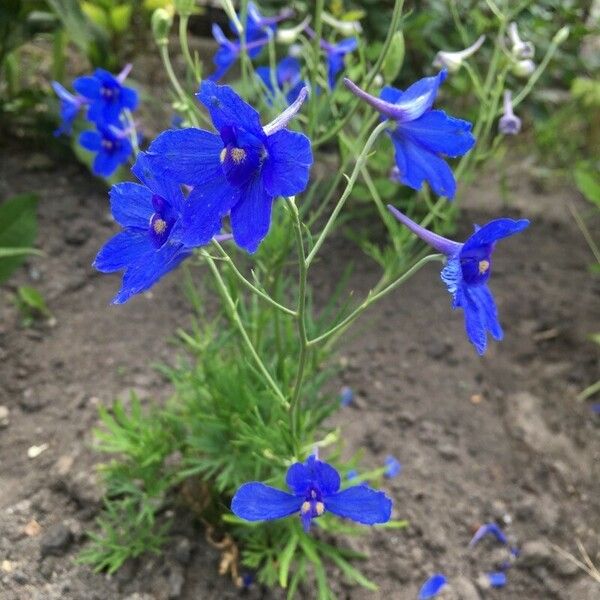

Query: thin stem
[158,42,200,127]
[212,240,297,316]
[307,254,443,347]
[308,0,325,138]
[306,120,389,266]
[313,0,404,148]
[179,15,198,82]
[287,199,309,448]
[203,251,288,406]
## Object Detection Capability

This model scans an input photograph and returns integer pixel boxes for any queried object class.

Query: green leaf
[278,532,298,588]
[81,2,109,29]
[574,164,600,207]
[18,286,51,316]
[0,193,38,284]
[109,4,133,33]
[382,31,405,81]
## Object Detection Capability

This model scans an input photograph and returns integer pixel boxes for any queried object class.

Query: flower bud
[433,35,485,73]
[552,26,570,45]
[322,11,362,36]
[512,59,535,78]
[152,8,173,45]
[508,22,534,60]
[276,16,310,44]
[174,0,195,17]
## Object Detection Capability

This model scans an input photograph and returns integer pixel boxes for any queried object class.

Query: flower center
[478,260,490,274]
[152,218,167,234]
[101,139,114,150]
[100,85,118,99]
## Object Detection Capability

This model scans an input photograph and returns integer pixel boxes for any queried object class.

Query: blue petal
[327,52,345,89]
[392,70,447,122]
[93,151,122,177]
[339,386,353,406]
[418,574,447,599]
[390,130,457,198]
[487,572,507,588]
[132,153,185,213]
[277,56,302,86]
[229,177,273,253]
[469,522,508,547]
[112,242,189,304]
[463,218,530,251]
[333,38,358,54]
[94,231,154,273]
[440,256,463,295]
[256,66,275,95]
[263,130,312,198]
[455,283,503,355]
[398,110,475,157]
[120,86,138,111]
[197,80,265,140]
[212,23,229,46]
[384,455,402,478]
[181,175,239,247]
[73,75,101,99]
[79,130,101,151]
[325,485,392,525]
[380,85,403,104]
[147,128,224,187]
[109,182,154,229]
[285,456,341,496]
[231,482,302,521]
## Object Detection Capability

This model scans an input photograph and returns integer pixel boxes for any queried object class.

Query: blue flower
[323,38,358,89]
[79,125,133,177]
[231,455,392,531]
[487,572,507,588]
[339,385,353,406]
[387,206,529,355]
[469,522,508,547]
[418,573,447,599]
[345,71,475,198]
[256,56,306,105]
[94,153,192,304]
[73,64,138,127]
[147,81,313,253]
[384,455,402,478]
[51,82,87,136]
[209,3,292,81]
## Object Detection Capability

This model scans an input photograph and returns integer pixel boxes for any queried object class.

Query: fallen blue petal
[384,455,402,478]
[418,573,447,599]
[469,522,508,547]
[487,572,507,588]
[340,386,353,406]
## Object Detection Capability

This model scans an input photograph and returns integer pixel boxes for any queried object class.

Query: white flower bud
[512,59,535,78]
[432,35,485,73]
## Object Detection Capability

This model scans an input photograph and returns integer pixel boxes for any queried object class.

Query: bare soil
[0,140,599,600]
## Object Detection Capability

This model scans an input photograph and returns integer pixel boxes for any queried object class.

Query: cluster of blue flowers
[53,65,138,177]
[81,1,532,538]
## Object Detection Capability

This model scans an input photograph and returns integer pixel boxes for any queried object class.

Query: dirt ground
[0,133,599,600]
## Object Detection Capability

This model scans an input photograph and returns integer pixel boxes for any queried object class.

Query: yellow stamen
[478,260,490,274]
[301,501,311,514]
[230,147,246,164]
[315,502,325,516]
[220,147,227,163]
[153,218,167,234]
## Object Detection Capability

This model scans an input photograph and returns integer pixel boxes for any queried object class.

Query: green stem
[306,120,389,266]
[52,28,66,83]
[308,0,325,138]
[158,41,200,127]
[178,15,198,81]
[212,241,297,316]
[313,0,404,148]
[203,251,288,406]
[307,254,443,347]
[287,199,309,448]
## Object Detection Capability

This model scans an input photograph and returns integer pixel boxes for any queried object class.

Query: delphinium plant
[53,0,569,596]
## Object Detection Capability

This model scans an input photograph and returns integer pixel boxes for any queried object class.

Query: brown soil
[0,140,599,600]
